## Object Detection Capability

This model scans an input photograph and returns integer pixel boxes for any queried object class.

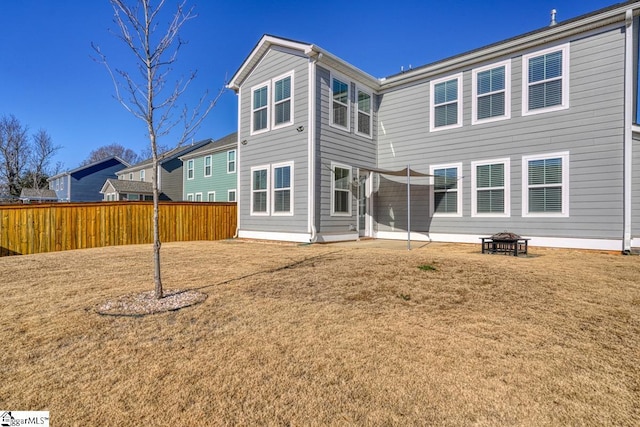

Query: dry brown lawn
[1,239,638,426]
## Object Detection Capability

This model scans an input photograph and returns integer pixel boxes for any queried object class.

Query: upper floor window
[187,159,194,180]
[331,164,351,216]
[227,150,236,174]
[274,75,292,127]
[430,163,462,217]
[129,173,133,181]
[60,178,64,191]
[522,44,569,115]
[207,191,215,202]
[430,73,463,131]
[472,60,511,124]
[252,85,269,133]
[471,158,510,217]
[204,155,212,177]
[139,170,145,182]
[522,152,569,217]
[331,77,350,130]
[356,88,372,137]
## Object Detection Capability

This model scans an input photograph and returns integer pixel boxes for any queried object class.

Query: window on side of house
[187,159,194,180]
[430,74,462,131]
[252,84,269,134]
[356,88,372,137]
[204,155,212,177]
[523,44,569,115]
[129,173,133,181]
[430,163,462,216]
[187,193,194,202]
[273,75,292,128]
[272,163,293,215]
[472,60,510,124]
[207,191,215,202]
[194,192,202,202]
[471,159,510,217]
[228,189,236,202]
[251,166,269,215]
[522,152,569,217]
[331,77,350,130]
[332,164,351,216]
[139,170,145,181]
[227,150,236,173]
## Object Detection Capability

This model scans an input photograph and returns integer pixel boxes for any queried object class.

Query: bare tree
[0,115,31,197]
[93,0,224,299]
[28,129,61,189]
[82,143,140,166]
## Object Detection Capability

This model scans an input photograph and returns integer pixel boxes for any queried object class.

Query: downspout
[308,52,321,243]
[234,88,242,239]
[623,9,634,253]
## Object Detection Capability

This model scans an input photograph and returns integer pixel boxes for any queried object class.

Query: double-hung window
[523,44,569,115]
[272,163,293,215]
[472,60,510,124]
[252,85,269,133]
[522,152,569,217]
[332,164,351,215]
[228,189,236,202]
[471,159,510,217]
[187,159,194,180]
[356,88,372,137]
[251,167,269,215]
[227,150,236,173]
[204,155,212,177]
[430,163,462,216]
[430,74,462,131]
[207,191,215,202]
[139,170,145,182]
[273,75,292,127]
[331,77,350,130]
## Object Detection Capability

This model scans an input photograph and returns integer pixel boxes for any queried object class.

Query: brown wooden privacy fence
[0,201,237,256]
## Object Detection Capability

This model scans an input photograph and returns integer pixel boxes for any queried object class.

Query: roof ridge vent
[550,9,557,26]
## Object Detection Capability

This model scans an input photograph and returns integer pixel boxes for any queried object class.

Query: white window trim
[429,162,463,217]
[207,191,215,202]
[139,170,145,182]
[429,73,463,132]
[522,152,570,217]
[250,81,270,135]
[227,150,236,174]
[272,71,294,130]
[187,193,194,202]
[471,60,511,125]
[355,85,373,138]
[129,173,133,181]
[195,192,203,202]
[522,43,570,116]
[331,162,352,217]
[204,155,212,177]
[471,158,511,217]
[187,159,194,180]
[250,165,270,216]
[271,161,294,216]
[330,73,351,132]
[228,189,236,202]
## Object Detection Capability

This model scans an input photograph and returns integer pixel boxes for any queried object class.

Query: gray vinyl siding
[315,65,377,235]
[159,158,183,201]
[238,48,309,233]
[376,26,626,241]
[68,159,128,202]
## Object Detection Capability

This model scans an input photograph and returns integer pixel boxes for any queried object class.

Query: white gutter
[308,52,320,242]
[624,8,635,253]
[234,88,242,239]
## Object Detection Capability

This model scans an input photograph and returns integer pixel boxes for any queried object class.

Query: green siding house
[181,132,237,202]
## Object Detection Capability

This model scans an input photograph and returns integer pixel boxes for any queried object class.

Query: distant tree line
[0,114,61,197]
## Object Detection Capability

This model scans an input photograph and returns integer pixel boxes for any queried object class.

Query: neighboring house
[100,178,153,201]
[48,156,130,202]
[227,1,640,252]
[110,139,212,201]
[19,188,58,203]
[180,132,238,202]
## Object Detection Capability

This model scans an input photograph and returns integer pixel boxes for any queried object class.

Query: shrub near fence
[0,201,237,256]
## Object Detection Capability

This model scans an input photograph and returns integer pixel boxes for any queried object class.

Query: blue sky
[0,0,617,170]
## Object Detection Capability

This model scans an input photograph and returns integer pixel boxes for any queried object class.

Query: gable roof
[179,132,237,161]
[117,138,214,174]
[101,178,153,194]
[19,188,58,201]
[48,156,130,181]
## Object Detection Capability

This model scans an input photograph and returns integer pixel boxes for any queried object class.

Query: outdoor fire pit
[481,232,530,256]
